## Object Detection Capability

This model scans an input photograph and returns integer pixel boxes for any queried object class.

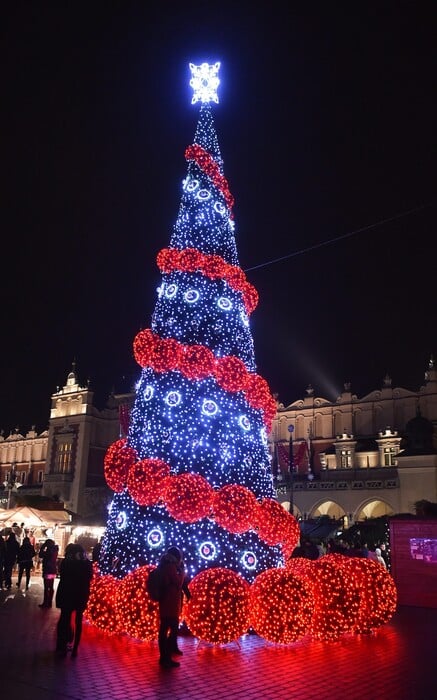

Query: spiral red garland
[132,328,275,431]
[104,439,300,555]
[156,247,258,314]
[185,144,235,216]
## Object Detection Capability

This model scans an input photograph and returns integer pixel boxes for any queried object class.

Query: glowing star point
[189,62,220,104]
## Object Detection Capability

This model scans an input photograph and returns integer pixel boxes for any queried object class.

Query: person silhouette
[4,532,20,589]
[38,539,59,608]
[157,546,191,669]
[55,543,93,657]
[17,536,36,590]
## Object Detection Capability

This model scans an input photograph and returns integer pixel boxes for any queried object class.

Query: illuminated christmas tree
[99,62,298,588]
[88,63,396,645]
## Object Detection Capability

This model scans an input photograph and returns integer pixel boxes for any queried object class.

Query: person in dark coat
[0,535,6,589]
[4,532,20,589]
[55,543,93,657]
[38,539,59,608]
[17,536,36,590]
[157,546,191,669]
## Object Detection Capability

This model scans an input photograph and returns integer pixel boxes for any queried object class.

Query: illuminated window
[56,442,72,473]
[384,447,397,466]
[340,450,352,469]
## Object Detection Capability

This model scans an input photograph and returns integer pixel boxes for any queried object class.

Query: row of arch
[281,498,394,529]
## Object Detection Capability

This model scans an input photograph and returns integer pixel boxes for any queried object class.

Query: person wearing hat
[157,546,191,669]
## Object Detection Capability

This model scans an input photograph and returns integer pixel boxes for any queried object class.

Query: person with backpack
[17,536,36,590]
[156,546,191,669]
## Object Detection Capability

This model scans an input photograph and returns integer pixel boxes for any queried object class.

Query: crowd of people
[290,537,390,568]
[0,525,95,658]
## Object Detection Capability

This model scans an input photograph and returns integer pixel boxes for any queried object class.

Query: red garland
[153,337,183,373]
[215,355,249,392]
[185,144,235,217]
[164,473,214,522]
[180,344,216,380]
[127,458,170,506]
[212,484,258,533]
[156,247,258,314]
[132,329,276,432]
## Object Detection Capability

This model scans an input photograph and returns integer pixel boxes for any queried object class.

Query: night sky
[2,3,436,434]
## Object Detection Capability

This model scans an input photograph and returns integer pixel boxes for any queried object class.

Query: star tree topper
[189,62,220,104]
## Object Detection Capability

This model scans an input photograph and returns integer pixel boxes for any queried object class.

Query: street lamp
[3,464,22,509]
[288,425,294,516]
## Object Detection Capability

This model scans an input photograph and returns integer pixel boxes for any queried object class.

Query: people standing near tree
[92,537,103,563]
[379,542,390,569]
[157,546,191,669]
[4,531,20,589]
[17,536,36,590]
[55,543,93,657]
[374,547,387,569]
[0,534,6,589]
[38,539,59,608]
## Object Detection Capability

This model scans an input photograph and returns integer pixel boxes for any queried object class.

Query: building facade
[1,360,436,523]
[271,359,437,527]
[0,365,120,517]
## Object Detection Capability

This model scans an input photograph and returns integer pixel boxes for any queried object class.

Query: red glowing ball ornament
[133,328,157,368]
[286,556,318,585]
[212,484,258,534]
[178,246,203,272]
[153,337,183,372]
[103,438,138,493]
[85,572,122,635]
[156,247,178,273]
[164,472,214,522]
[310,554,360,641]
[202,253,227,279]
[215,355,249,392]
[127,458,170,506]
[180,344,216,380]
[279,516,301,558]
[184,568,251,644]
[242,282,259,314]
[250,567,314,644]
[255,498,294,547]
[341,557,397,633]
[114,565,159,642]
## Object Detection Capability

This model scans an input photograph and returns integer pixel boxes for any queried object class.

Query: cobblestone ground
[1,574,436,700]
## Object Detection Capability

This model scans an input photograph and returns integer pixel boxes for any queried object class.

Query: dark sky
[2,2,436,433]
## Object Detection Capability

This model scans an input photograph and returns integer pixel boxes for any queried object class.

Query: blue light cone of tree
[100,102,283,583]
